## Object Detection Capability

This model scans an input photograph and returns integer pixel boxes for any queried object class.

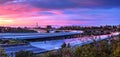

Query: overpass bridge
[0,31,82,42]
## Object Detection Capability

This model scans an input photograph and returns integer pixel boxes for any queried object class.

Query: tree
[45,52,58,57]
[74,46,82,57]
[61,42,66,48]
[0,48,8,57]
[15,51,36,57]
[67,43,71,48]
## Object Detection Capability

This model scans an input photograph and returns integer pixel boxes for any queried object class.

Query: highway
[0,32,82,40]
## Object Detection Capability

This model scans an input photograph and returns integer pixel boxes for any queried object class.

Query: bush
[16,51,36,57]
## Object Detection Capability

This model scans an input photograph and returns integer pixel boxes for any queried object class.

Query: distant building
[46,25,52,29]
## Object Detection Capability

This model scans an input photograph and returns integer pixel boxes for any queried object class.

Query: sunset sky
[0,0,120,27]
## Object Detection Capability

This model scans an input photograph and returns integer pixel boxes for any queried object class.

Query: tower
[36,22,38,28]
[35,22,40,29]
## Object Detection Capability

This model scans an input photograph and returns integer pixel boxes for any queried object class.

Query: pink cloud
[0,3,42,15]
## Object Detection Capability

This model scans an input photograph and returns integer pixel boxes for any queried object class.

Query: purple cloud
[29,0,120,9]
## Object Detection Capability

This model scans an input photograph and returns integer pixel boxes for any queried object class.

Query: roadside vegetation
[0,48,8,57]
[0,39,28,47]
